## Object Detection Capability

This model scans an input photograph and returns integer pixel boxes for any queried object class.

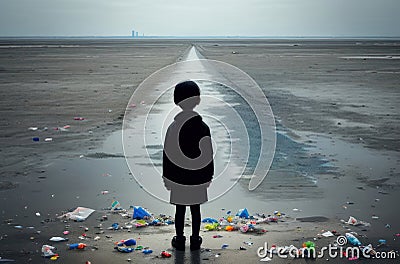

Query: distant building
[132,28,144,38]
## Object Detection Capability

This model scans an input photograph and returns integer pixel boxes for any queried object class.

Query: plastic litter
[361,244,376,257]
[236,208,250,219]
[59,207,95,222]
[42,245,57,257]
[44,138,53,142]
[49,237,68,242]
[221,244,229,249]
[346,233,361,246]
[273,211,281,216]
[118,239,136,247]
[132,219,148,228]
[50,255,59,261]
[240,225,249,233]
[161,251,172,258]
[321,231,334,237]
[68,243,87,250]
[111,200,121,211]
[202,217,218,223]
[301,241,316,259]
[32,137,40,142]
[225,225,234,231]
[151,219,161,225]
[132,206,151,219]
[74,117,85,121]
[345,216,370,227]
[204,223,219,231]
[347,216,358,225]
[378,239,386,245]
[111,223,119,230]
[303,241,315,248]
[142,249,153,254]
[116,246,134,253]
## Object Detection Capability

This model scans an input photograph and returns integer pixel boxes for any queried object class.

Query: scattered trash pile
[39,202,175,261]
[36,204,281,261]
[6,202,398,262]
[202,208,280,234]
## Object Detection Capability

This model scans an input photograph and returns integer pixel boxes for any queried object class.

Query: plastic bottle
[68,243,87,250]
[345,233,361,246]
[142,249,153,254]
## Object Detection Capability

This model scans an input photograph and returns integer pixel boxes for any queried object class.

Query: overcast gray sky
[0,0,399,37]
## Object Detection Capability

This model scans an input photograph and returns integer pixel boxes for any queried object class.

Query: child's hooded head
[174,80,200,110]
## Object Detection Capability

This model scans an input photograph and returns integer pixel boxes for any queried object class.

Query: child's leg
[190,204,201,237]
[175,204,186,237]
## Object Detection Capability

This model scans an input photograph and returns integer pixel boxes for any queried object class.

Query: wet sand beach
[0,39,399,263]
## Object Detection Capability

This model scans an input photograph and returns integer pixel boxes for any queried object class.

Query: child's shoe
[190,236,202,251]
[171,236,186,251]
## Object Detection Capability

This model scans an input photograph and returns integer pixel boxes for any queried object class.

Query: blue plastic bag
[202,217,218,223]
[118,238,136,247]
[236,208,250,219]
[345,233,361,246]
[132,206,151,219]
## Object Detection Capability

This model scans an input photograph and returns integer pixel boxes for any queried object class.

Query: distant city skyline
[0,0,399,37]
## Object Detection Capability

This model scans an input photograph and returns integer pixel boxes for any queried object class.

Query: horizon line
[1,35,400,40]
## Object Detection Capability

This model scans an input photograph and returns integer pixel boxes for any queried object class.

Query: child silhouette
[163,80,214,251]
